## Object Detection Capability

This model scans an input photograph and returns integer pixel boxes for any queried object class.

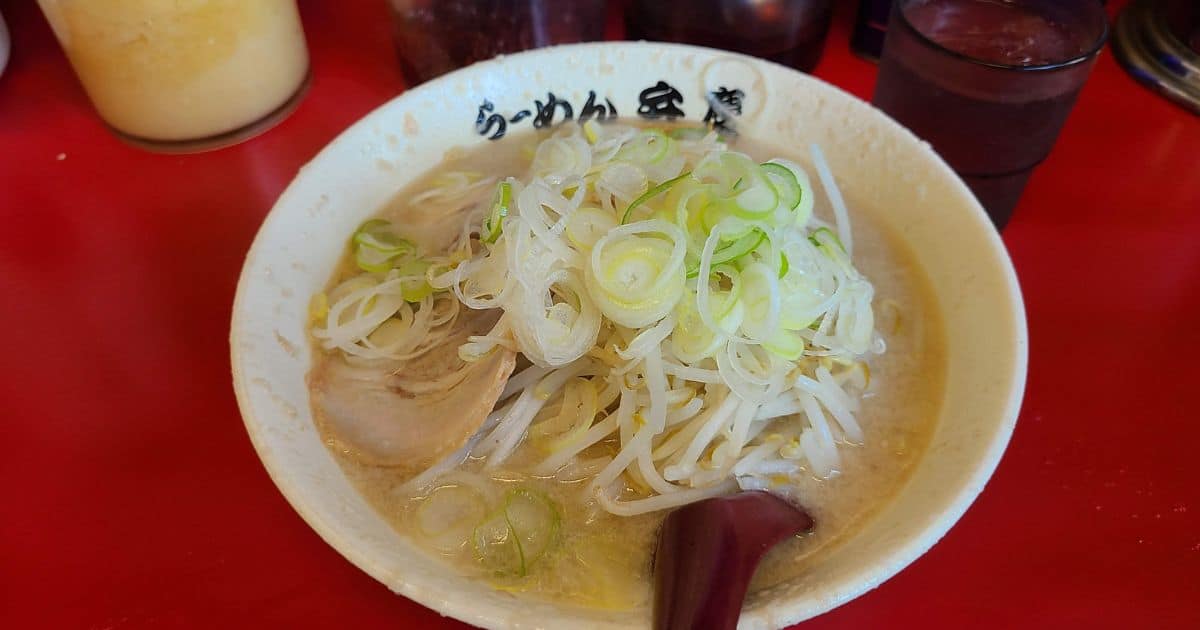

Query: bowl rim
[230,40,1028,628]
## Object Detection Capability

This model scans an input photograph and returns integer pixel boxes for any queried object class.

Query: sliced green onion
[761,162,801,212]
[808,226,856,279]
[712,154,778,219]
[618,129,672,165]
[586,220,687,328]
[701,210,757,245]
[621,171,692,224]
[415,484,489,553]
[809,227,846,253]
[472,510,522,576]
[481,181,512,244]
[671,287,743,362]
[353,220,416,272]
[353,219,412,254]
[767,159,815,226]
[763,327,806,360]
[686,228,764,278]
[777,248,827,330]
[472,488,560,577]
[502,488,559,569]
[732,175,776,217]
[670,181,711,258]
[395,259,434,302]
[564,206,617,250]
[713,229,765,266]
[737,261,782,341]
[749,233,787,278]
[707,264,743,320]
[355,248,392,273]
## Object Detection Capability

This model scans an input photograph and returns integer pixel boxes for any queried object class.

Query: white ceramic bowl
[231,42,1027,629]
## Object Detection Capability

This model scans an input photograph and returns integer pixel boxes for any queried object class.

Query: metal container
[1113,0,1200,115]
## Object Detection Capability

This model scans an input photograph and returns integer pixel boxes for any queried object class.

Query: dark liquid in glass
[873,0,1100,227]
[389,0,606,85]
[625,0,834,73]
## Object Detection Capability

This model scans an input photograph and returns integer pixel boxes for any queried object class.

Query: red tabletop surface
[2,0,1198,628]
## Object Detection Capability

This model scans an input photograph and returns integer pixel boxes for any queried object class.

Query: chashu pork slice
[311,308,515,475]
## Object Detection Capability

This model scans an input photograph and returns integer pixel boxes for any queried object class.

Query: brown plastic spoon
[653,491,814,630]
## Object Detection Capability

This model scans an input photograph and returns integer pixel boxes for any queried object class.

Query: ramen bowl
[231,42,1027,628]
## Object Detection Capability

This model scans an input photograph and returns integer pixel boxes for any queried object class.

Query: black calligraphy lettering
[579,90,618,123]
[703,87,745,131]
[532,92,574,128]
[475,99,507,140]
[637,81,685,120]
[509,110,532,124]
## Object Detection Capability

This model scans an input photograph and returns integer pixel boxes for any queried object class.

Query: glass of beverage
[872,0,1109,229]
[624,0,835,73]
[388,0,608,86]
[38,0,310,153]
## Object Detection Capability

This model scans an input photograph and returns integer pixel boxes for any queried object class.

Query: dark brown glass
[625,0,835,73]
[872,0,1108,229]
[388,0,607,85]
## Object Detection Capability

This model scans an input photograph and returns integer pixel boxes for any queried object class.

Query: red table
[2,1,1197,627]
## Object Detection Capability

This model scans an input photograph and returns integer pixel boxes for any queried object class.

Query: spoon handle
[653,491,814,630]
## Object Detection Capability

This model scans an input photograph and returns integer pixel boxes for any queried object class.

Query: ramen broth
[309,126,945,611]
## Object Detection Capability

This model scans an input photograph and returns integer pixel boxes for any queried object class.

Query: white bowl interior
[231,42,1026,629]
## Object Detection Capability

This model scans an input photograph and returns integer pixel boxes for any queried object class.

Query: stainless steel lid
[1113,0,1200,115]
